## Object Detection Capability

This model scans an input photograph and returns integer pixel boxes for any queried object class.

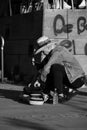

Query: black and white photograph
[0,0,87,130]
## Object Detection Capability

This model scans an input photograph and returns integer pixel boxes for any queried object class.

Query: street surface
[0,83,87,130]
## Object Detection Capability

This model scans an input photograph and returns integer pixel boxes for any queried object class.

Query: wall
[43,9,87,74]
[0,10,43,84]
[0,9,87,84]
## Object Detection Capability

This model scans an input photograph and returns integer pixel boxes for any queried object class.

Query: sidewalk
[0,83,87,130]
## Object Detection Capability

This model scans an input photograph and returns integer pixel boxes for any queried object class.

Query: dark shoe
[63,87,69,96]
[58,96,67,103]
[64,90,77,101]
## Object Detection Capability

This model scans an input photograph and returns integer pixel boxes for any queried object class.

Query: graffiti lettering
[53,14,73,36]
[53,14,87,36]
[77,16,87,34]
[53,14,65,36]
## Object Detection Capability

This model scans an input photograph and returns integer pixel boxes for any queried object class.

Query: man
[33,36,86,103]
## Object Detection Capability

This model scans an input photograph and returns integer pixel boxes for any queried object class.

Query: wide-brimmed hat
[37,36,51,47]
[35,36,57,54]
[35,42,57,54]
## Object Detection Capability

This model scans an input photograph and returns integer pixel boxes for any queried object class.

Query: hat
[37,36,50,46]
[35,41,57,54]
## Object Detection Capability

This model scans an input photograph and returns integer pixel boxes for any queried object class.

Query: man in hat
[32,36,86,103]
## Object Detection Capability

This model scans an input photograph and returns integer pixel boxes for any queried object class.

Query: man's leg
[44,72,54,94]
[50,64,65,94]
[63,71,85,100]
[50,64,72,103]
[63,72,85,90]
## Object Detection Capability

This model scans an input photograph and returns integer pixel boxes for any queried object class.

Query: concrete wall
[43,9,87,74]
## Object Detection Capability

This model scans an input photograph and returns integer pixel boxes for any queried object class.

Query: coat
[40,45,85,83]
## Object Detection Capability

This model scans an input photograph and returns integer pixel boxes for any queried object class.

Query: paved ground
[0,83,87,130]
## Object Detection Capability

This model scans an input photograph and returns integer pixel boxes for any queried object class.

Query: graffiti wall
[43,9,87,73]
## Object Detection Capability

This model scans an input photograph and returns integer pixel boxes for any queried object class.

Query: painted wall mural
[43,9,87,55]
[53,14,73,35]
[53,14,87,35]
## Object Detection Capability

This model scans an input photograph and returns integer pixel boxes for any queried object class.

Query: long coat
[40,45,85,83]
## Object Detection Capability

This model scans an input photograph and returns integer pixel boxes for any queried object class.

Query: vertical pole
[61,0,64,9]
[71,0,74,10]
[1,36,4,83]
[57,0,60,9]
[86,0,87,9]
[53,0,55,9]
[60,0,64,9]
[59,0,62,9]
[9,0,12,16]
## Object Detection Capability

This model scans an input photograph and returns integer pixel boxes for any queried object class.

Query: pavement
[0,83,87,130]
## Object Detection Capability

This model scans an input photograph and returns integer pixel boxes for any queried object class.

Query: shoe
[58,96,67,103]
[63,87,77,100]
[43,93,49,102]
[64,90,77,100]
[63,87,69,96]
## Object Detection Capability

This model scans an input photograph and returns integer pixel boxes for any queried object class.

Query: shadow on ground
[2,117,56,130]
[0,88,22,103]
[0,87,87,105]
[77,90,87,96]
[64,90,87,112]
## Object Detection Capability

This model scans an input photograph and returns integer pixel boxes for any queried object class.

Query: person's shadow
[77,89,87,96]
[0,86,24,104]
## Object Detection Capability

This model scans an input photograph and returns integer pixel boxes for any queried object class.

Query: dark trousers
[45,64,84,94]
